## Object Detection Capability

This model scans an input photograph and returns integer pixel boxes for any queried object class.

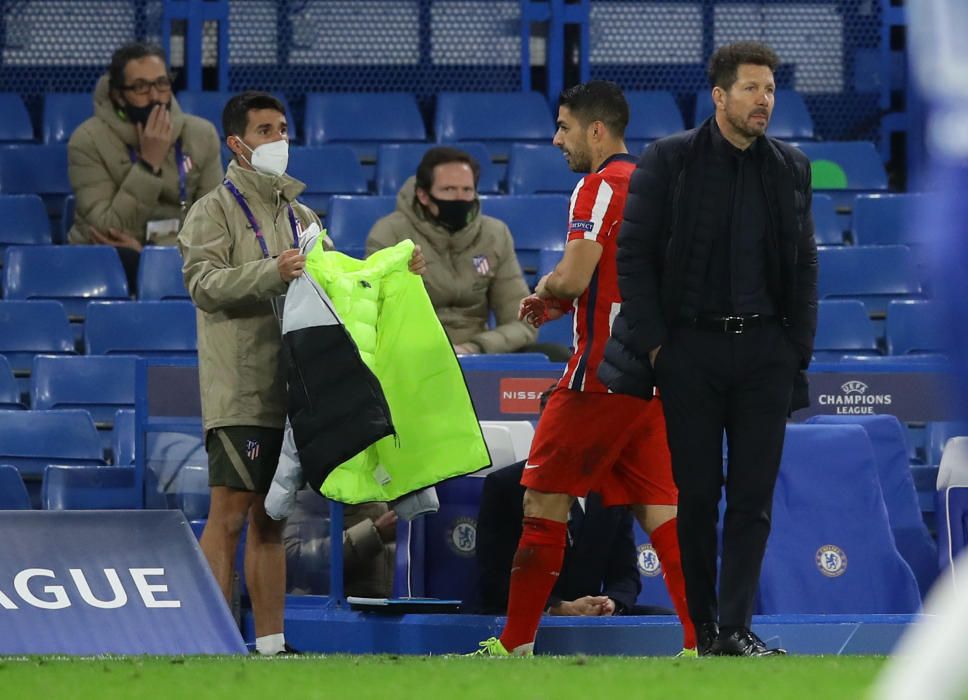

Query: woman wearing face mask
[67,42,222,291]
[366,146,539,356]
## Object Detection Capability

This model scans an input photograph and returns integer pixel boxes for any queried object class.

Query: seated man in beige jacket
[68,41,222,290]
[366,146,538,355]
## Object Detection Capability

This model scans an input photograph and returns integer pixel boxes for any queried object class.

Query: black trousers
[654,321,798,629]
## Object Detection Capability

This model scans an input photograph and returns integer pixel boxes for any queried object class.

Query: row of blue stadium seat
[1,89,819,153]
[0,189,921,256]
[0,139,888,201]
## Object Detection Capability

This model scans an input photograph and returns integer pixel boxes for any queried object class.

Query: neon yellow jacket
[303,239,490,503]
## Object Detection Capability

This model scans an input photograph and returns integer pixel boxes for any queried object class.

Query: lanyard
[127,139,187,211]
[222,178,300,260]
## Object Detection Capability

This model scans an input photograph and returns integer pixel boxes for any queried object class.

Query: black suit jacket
[598,118,818,410]
[471,461,641,614]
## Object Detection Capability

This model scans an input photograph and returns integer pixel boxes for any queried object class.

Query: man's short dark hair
[108,42,167,92]
[222,91,287,138]
[557,80,629,138]
[415,146,480,192]
[707,41,779,90]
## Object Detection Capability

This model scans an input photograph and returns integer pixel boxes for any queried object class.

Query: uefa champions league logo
[636,544,663,577]
[815,544,848,577]
[446,517,477,557]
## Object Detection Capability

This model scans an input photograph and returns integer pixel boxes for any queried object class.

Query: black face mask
[429,195,478,232]
[123,100,168,126]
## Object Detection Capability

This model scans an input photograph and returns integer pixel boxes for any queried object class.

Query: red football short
[520,388,677,507]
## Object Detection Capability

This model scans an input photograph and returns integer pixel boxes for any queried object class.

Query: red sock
[499,516,567,652]
[650,517,696,649]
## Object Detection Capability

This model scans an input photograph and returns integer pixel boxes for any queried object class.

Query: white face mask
[237,138,289,177]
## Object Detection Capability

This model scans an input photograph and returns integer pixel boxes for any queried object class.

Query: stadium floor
[4,654,887,699]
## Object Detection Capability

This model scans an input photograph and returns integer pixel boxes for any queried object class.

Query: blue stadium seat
[0,464,30,509]
[506,144,582,195]
[632,523,675,610]
[376,142,500,195]
[84,301,197,357]
[478,194,569,286]
[421,474,486,600]
[757,424,921,613]
[435,92,555,160]
[886,299,949,356]
[0,356,23,410]
[60,194,75,245]
[817,246,923,318]
[143,430,207,510]
[928,421,968,467]
[0,195,53,252]
[138,246,189,301]
[3,246,129,321]
[806,415,938,599]
[43,93,92,144]
[693,89,815,140]
[813,300,878,361]
[176,90,297,141]
[0,301,75,394]
[286,146,368,217]
[0,93,33,142]
[112,409,135,466]
[795,141,888,191]
[938,486,968,577]
[303,93,426,160]
[852,193,934,247]
[624,91,685,154]
[0,145,71,197]
[172,464,211,520]
[536,248,563,280]
[31,355,137,453]
[537,314,574,350]
[0,409,104,486]
[812,194,843,246]
[42,465,138,510]
[326,195,396,252]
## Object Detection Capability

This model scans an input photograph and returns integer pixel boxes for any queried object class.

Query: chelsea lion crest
[636,543,663,577]
[816,544,848,577]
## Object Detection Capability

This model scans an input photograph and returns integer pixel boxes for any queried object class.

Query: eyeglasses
[121,76,173,96]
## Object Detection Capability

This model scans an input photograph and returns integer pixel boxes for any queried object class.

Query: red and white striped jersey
[557,153,638,393]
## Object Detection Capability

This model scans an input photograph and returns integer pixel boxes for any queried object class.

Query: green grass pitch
[2,654,890,699]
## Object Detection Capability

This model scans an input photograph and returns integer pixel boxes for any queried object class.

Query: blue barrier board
[0,510,246,655]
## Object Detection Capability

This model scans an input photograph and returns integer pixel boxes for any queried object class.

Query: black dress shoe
[697,622,720,656]
[709,628,786,657]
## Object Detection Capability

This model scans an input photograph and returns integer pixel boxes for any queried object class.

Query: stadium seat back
[84,301,197,356]
[0,145,72,196]
[852,193,934,246]
[325,195,396,251]
[812,194,843,245]
[806,414,938,597]
[435,92,555,160]
[138,246,189,301]
[0,356,23,410]
[3,246,129,318]
[813,300,878,360]
[479,194,569,285]
[0,195,53,249]
[817,246,922,316]
[43,93,93,144]
[0,409,104,481]
[304,93,426,147]
[506,144,582,195]
[795,141,888,191]
[624,91,685,149]
[886,300,950,356]
[0,464,30,509]
[0,93,33,142]
[42,464,138,510]
[757,424,921,613]
[421,474,487,600]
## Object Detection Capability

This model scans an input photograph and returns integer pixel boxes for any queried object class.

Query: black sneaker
[709,628,786,657]
[278,643,302,656]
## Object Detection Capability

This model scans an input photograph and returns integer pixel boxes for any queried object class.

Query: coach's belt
[688,314,776,334]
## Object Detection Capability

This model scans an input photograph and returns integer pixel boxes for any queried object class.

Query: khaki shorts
[206,426,284,494]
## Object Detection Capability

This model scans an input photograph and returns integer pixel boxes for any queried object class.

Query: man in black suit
[474,460,643,617]
[599,41,818,655]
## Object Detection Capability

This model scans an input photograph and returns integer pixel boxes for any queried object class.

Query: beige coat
[366,177,536,353]
[178,160,320,432]
[68,75,223,247]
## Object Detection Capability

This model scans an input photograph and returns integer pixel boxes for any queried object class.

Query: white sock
[256,633,286,656]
